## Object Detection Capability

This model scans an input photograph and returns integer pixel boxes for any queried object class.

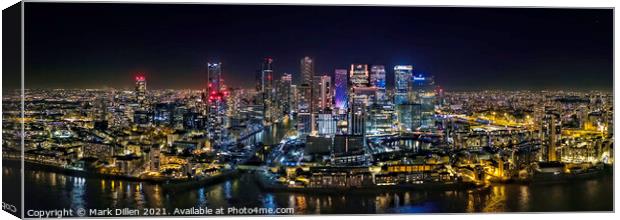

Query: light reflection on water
[11,162,613,215]
[519,185,529,211]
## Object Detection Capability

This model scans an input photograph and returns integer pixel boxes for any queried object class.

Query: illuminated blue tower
[394,65,412,105]
[334,69,348,113]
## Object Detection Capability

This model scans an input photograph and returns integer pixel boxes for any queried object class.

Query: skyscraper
[349,64,369,87]
[348,64,371,136]
[370,65,387,104]
[256,57,274,93]
[135,73,147,108]
[397,103,421,132]
[300,56,314,85]
[259,57,275,123]
[206,62,227,144]
[349,100,367,136]
[394,65,412,105]
[298,85,312,113]
[298,56,314,113]
[207,62,223,105]
[542,112,561,162]
[312,75,332,112]
[277,73,293,115]
[411,73,436,128]
[290,84,298,113]
[317,113,337,137]
[334,69,348,113]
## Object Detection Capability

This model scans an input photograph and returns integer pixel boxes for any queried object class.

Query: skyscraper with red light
[206,62,228,144]
[207,62,223,103]
[135,73,147,108]
[259,57,275,123]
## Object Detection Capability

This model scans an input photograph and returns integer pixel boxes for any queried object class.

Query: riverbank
[486,164,613,186]
[253,171,487,194]
[160,170,239,193]
[527,165,612,184]
[3,158,238,191]
[6,158,613,195]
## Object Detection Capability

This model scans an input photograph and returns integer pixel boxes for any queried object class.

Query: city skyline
[11,3,613,90]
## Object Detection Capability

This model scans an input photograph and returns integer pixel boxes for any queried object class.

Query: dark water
[10,168,613,214]
[7,119,615,215]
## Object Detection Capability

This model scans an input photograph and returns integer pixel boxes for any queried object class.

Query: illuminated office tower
[290,84,298,113]
[549,115,558,162]
[256,57,274,93]
[349,86,376,135]
[226,88,239,119]
[301,56,315,85]
[276,73,293,115]
[394,65,412,105]
[321,75,332,110]
[298,85,312,113]
[135,73,147,108]
[297,112,312,134]
[297,86,313,134]
[334,69,348,113]
[348,97,367,136]
[206,62,228,144]
[349,64,374,107]
[397,103,421,133]
[317,113,337,137]
[541,112,561,162]
[154,103,175,126]
[299,56,314,113]
[207,62,223,96]
[350,64,369,87]
[348,64,371,135]
[411,73,436,129]
[368,105,395,134]
[370,65,387,104]
[173,106,189,129]
[256,57,276,123]
[206,62,225,124]
[312,75,332,112]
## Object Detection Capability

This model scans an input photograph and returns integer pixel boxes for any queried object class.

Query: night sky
[21,3,613,91]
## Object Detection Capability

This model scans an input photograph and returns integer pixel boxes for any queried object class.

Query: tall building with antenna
[258,57,275,123]
[206,62,228,145]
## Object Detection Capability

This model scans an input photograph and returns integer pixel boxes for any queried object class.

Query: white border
[0,1,617,220]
